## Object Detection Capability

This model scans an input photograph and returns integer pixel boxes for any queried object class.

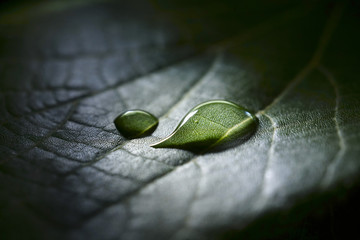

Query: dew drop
[150,100,258,152]
[114,110,158,139]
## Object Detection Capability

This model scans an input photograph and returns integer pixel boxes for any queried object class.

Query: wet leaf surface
[0,0,359,239]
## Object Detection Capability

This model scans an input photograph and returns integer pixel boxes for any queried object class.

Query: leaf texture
[0,0,359,239]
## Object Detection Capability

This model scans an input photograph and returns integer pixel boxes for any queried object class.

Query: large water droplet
[150,100,257,152]
[114,110,158,139]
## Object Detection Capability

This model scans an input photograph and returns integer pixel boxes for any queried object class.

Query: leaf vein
[257,1,345,115]
[170,160,203,240]
[0,102,79,165]
[318,65,346,188]
[258,113,277,199]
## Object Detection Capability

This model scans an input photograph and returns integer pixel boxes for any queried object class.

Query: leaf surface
[0,0,359,239]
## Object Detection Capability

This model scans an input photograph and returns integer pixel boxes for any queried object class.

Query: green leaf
[151,100,257,152]
[0,0,359,240]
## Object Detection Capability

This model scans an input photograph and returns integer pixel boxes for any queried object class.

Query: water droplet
[114,110,158,139]
[150,100,258,152]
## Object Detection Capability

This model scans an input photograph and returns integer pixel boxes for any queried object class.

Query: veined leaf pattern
[0,0,359,239]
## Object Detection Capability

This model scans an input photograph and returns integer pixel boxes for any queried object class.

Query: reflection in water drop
[114,110,158,139]
[151,100,258,153]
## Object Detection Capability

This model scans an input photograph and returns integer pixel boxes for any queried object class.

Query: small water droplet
[150,100,258,152]
[114,110,158,139]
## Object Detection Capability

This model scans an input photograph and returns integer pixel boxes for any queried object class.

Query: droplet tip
[150,138,172,149]
[149,141,162,148]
